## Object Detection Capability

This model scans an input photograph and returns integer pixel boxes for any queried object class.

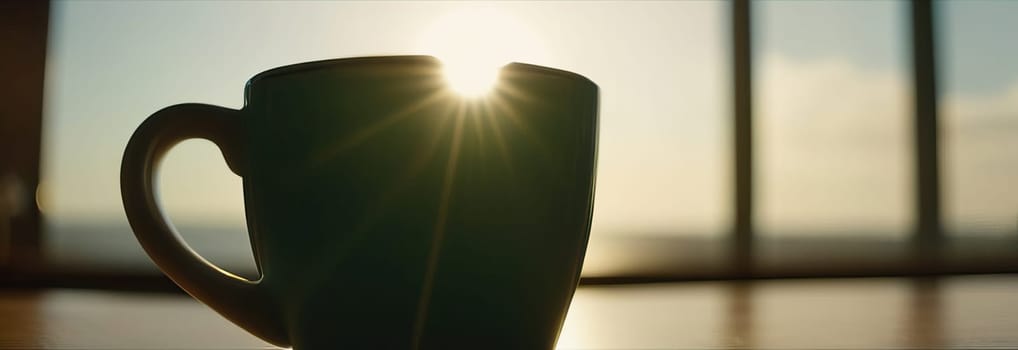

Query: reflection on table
[2,275,1017,349]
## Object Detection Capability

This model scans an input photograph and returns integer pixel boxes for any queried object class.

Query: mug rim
[246,55,596,88]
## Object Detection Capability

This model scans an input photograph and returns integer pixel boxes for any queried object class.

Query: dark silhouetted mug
[121,56,598,349]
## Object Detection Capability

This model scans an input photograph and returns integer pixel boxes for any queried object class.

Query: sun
[441,57,501,97]
[416,7,549,97]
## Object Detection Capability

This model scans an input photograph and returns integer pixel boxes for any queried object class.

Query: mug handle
[121,103,289,346]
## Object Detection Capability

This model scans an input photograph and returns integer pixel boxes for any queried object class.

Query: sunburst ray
[412,101,467,347]
[309,88,448,169]
[481,96,515,175]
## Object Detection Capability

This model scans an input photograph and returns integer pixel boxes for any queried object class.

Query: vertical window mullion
[910,0,943,245]
[732,0,754,274]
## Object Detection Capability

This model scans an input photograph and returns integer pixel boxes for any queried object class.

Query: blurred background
[1,0,1016,287]
[2,1,1018,349]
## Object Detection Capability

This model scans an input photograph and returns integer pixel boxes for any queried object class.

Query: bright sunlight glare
[441,59,501,97]
[417,7,549,97]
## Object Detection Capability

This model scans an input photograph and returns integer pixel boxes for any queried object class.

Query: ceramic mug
[121,56,598,349]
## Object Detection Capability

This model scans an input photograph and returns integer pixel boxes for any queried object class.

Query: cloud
[757,52,1017,236]
[943,83,1018,234]
[756,53,912,235]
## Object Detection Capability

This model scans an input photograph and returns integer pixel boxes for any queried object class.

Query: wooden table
[2,275,1017,349]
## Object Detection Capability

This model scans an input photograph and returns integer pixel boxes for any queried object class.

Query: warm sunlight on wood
[417,7,549,97]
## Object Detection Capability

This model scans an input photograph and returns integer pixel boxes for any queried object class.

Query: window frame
[0,0,48,276]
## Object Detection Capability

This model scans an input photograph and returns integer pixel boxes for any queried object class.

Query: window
[939,0,1018,238]
[755,0,911,239]
[3,0,1014,285]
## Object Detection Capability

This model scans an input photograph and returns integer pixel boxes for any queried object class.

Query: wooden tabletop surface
[2,274,1017,349]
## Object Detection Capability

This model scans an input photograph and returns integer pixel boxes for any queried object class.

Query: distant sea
[43,217,1016,278]
[45,218,259,277]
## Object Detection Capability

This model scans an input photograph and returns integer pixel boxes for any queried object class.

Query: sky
[41,0,1017,241]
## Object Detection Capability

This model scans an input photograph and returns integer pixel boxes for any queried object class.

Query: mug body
[242,56,598,348]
